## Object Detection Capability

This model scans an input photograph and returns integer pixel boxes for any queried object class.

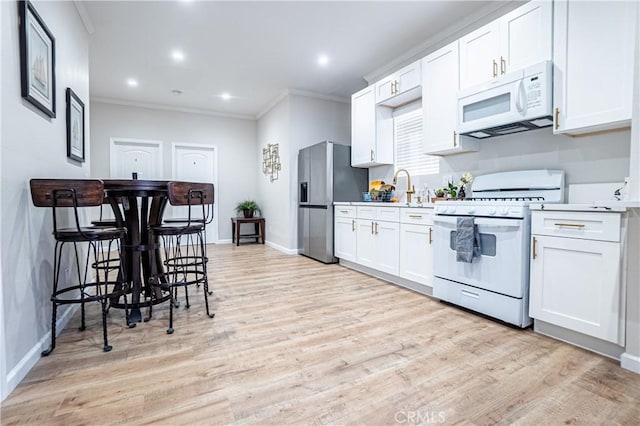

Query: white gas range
[432,170,565,327]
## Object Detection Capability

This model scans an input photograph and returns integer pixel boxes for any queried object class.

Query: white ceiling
[84,1,502,119]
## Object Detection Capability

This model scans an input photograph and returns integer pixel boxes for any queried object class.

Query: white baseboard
[621,352,640,373]
[214,238,297,255]
[265,241,298,255]
[5,304,78,398]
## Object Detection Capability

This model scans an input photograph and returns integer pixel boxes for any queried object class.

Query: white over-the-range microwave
[457,61,553,139]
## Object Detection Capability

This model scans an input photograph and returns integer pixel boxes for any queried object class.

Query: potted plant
[235,200,260,218]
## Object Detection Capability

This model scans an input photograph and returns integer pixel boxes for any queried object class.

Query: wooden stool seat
[231,217,265,246]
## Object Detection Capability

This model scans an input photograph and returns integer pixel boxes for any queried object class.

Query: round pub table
[103,179,172,324]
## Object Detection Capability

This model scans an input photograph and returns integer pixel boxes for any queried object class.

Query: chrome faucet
[393,168,415,204]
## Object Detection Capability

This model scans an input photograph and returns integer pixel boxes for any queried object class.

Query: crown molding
[256,88,350,120]
[363,1,523,84]
[287,89,350,105]
[256,90,291,120]
[73,1,94,35]
[91,97,255,121]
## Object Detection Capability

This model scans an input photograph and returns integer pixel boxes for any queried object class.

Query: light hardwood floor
[1,244,639,425]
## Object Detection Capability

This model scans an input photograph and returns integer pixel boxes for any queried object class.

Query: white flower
[459,172,473,186]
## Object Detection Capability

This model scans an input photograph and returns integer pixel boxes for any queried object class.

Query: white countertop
[530,202,638,212]
[334,201,434,209]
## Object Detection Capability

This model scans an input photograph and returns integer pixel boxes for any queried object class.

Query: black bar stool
[149,182,215,334]
[30,179,129,354]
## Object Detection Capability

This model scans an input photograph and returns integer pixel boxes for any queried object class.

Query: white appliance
[432,170,565,327]
[458,61,553,139]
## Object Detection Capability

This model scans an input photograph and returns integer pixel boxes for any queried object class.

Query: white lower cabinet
[335,205,435,291]
[529,211,625,345]
[334,216,357,262]
[356,218,399,275]
[399,209,434,288]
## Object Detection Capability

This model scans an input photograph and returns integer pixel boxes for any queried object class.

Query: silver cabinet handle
[429,227,433,245]
[492,59,498,77]
[532,236,537,259]
[352,219,355,232]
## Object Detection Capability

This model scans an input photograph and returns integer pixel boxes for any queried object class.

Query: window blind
[394,107,439,176]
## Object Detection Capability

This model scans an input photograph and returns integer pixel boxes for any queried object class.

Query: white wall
[288,95,351,250]
[89,101,258,241]
[370,127,632,200]
[1,0,90,399]
[256,93,351,252]
[255,96,291,251]
[0,0,5,403]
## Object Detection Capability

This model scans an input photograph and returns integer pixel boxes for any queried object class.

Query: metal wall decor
[262,143,281,182]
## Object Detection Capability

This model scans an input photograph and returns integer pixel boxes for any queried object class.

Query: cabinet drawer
[532,211,621,242]
[377,207,400,222]
[400,208,433,225]
[335,206,356,218]
[357,206,377,220]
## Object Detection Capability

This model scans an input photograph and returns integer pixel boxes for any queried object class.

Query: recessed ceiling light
[317,54,329,66]
[171,50,185,62]
[126,78,138,87]
[171,89,182,96]
[221,93,231,101]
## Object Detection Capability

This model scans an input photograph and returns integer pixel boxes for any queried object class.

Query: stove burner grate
[464,196,546,202]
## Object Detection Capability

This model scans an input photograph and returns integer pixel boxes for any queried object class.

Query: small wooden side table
[231,217,266,246]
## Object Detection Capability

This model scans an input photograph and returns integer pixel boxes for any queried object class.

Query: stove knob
[488,207,497,215]
[500,207,509,215]
[447,206,456,214]
[467,207,476,214]
[435,205,444,214]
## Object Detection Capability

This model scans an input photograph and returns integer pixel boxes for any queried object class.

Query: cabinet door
[375,220,400,275]
[459,21,500,90]
[396,61,421,95]
[553,0,636,134]
[351,86,376,166]
[529,235,624,345]
[356,219,376,269]
[375,61,421,105]
[422,41,477,155]
[499,0,552,74]
[375,76,396,105]
[335,216,357,262]
[399,224,434,287]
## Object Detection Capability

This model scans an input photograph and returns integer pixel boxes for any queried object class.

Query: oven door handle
[433,217,522,229]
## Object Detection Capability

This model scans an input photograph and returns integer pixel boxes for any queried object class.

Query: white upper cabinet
[422,41,478,155]
[375,60,422,107]
[553,0,636,135]
[459,21,501,90]
[459,0,552,90]
[351,86,393,167]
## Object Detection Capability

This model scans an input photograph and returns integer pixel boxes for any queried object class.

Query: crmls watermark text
[394,410,446,424]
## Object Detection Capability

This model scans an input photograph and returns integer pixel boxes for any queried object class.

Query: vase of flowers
[458,172,473,199]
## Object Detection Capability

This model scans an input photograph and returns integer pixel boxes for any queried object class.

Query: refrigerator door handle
[300,182,308,204]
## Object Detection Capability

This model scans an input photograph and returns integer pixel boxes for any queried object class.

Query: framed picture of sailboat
[18,0,56,118]
[66,88,85,162]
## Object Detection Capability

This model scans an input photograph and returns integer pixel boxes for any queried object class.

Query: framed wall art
[18,0,56,118]
[66,88,85,162]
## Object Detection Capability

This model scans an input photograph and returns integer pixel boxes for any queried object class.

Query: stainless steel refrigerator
[298,141,368,263]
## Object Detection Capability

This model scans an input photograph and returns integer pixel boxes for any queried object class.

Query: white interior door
[109,138,163,180]
[172,143,218,243]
